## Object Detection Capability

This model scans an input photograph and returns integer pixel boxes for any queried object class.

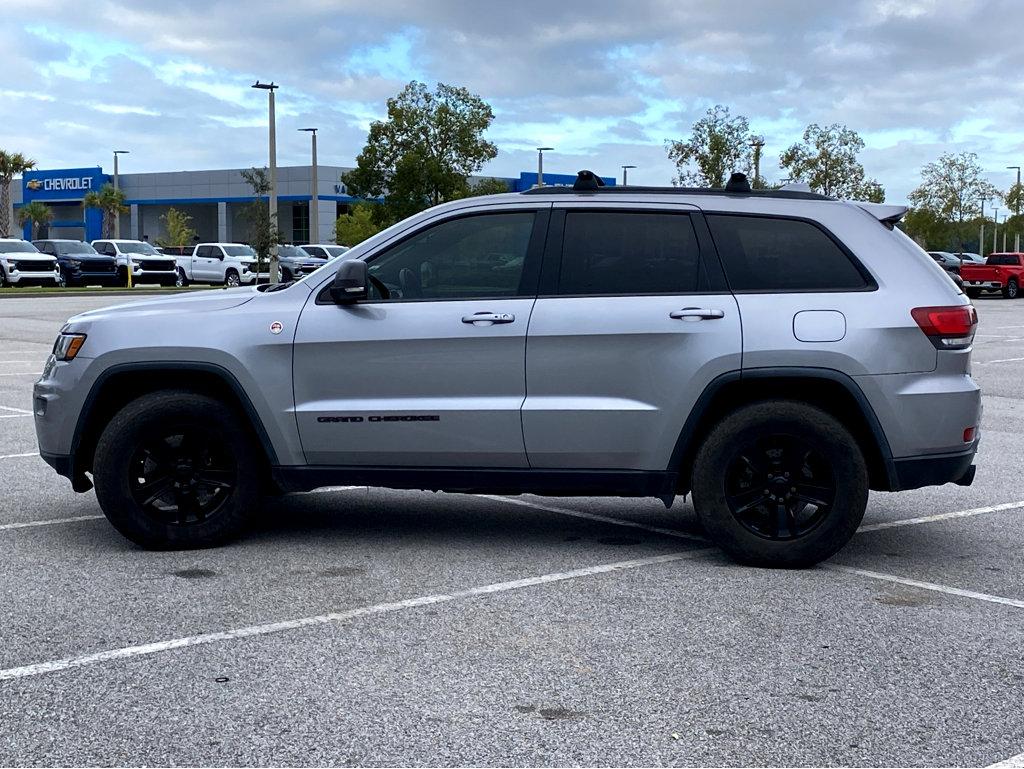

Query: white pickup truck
[176,243,259,287]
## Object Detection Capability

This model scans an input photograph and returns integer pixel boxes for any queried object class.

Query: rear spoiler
[854,202,909,230]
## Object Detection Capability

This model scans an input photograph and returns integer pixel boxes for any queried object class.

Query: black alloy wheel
[128,428,237,525]
[723,433,835,540]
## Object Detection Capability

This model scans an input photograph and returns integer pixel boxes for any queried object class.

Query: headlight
[52,333,87,361]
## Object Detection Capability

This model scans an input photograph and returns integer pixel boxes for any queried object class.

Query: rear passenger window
[559,212,704,295]
[706,215,870,292]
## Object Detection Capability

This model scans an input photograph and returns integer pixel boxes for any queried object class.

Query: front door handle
[462,312,516,325]
[670,308,725,320]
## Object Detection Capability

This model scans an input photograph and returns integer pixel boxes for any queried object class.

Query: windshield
[117,242,161,255]
[0,241,41,253]
[327,246,349,257]
[278,245,310,259]
[57,242,98,254]
[223,245,257,257]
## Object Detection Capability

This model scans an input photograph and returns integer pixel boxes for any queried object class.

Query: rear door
[523,204,742,470]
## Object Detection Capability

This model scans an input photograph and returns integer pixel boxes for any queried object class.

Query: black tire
[0,266,8,287]
[966,288,982,299]
[224,268,240,287]
[691,400,869,568]
[93,390,260,549]
[1003,278,1019,299]
[176,268,189,288]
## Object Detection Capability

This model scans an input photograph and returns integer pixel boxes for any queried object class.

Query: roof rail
[522,170,833,201]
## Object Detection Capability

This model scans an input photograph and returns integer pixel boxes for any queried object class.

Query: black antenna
[725,172,751,193]
[573,170,606,191]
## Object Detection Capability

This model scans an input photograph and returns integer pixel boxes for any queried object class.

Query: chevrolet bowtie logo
[26,179,42,190]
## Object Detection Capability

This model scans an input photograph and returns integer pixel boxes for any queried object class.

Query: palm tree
[0,151,37,238]
[83,184,128,238]
[15,201,53,239]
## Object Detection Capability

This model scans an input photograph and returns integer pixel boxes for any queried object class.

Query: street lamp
[621,164,636,186]
[1009,166,1021,250]
[536,147,554,187]
[749,136,766,188]
[252,81,279,283]
[993,207,1000,254]
[112,150,129,239]
[299,128,318,243]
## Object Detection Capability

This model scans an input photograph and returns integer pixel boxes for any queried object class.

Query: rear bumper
[891,444,978,491]
[965,280,1002,290]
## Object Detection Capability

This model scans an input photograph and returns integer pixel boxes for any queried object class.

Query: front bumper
[6,270,61,285]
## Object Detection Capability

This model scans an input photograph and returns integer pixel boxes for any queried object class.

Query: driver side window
[366,212,535,301]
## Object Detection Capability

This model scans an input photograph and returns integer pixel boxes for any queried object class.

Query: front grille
[137,260,174,272]
[11,260,55,272]
[83,261,116,273]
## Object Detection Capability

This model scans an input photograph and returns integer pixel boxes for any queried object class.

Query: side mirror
[330,259,369,304]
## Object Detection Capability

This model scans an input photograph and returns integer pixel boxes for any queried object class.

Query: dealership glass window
[367,212,535,300]
[293,204,310,244]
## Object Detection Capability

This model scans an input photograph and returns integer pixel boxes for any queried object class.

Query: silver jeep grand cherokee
[33,171,981,567]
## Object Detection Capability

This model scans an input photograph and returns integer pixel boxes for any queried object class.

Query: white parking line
[857,500,1024,531]
[0,515,103,532]
[825,564,1024,610]
[0,452,38,460]
[0,360,43,365]
[0,413,32,419]
[0,549,708,681]
[0,405,32,414]
[975,356,1024,365]
[0,372,38,376]
[989,749,1024,768]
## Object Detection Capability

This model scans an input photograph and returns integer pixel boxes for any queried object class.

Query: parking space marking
[0,372,39,376]
[0,452,38,460]
[0,405,32,414]
[989,749,1024,768]
[0,515,103,532]
[0,414,32,419]
[857,500,1024,532]
[825,565,1024,610]
[975,356,1024,365]
[481,495,709,542]
[0,549,709,682]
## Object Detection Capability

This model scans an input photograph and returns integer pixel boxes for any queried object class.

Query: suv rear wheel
[93,390,259,549]
[691,400,868,568]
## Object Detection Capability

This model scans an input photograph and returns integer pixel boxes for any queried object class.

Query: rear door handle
[670,308,725,320]
[462,312,516,325]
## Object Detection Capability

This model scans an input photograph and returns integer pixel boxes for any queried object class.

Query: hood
[66,288,256,328]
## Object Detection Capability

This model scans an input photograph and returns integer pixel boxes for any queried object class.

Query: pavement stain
[171,568,218,579]
[596,536,642,546]
[875,591,934,607]
[320,566,366,578]
[513,704,587,721]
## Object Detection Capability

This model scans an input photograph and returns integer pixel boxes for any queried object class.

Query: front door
[293,206,549,467]
[523,205,743,471]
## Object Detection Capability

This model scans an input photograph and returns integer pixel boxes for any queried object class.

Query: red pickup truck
[961,252,1024,299]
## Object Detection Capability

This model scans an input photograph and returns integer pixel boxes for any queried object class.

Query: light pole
[993,208,1000,254]
[299,128,318,243]
[750,136,765,188]
[112,150,129,239]
[252,81,279,283]
[1009,166,1021,250]
[980,198,987,258]
[621,164,636,186]
[536,147,553,187]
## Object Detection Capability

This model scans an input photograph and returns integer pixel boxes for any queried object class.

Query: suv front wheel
[691,400,869,568]
[93,390,259,549]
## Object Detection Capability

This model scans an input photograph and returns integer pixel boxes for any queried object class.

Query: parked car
[302,244,350,260]
[176,243,259,287]
[91,239,178,286]
[927,251,966,290]
[954,252,985,264]
[960,252,1024,298]
[34,171,980,568]
[276,244,326,282]
[0,238,61,286]
[33,239,118,287]
[158,246,194,256]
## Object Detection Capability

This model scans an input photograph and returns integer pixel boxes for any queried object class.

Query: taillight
[911,305,977,350]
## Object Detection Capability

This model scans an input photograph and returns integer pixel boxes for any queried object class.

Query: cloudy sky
[1,0,1022,203]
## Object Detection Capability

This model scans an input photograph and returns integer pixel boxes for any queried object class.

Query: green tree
[15,200,53,239]
[0,151,36,238]
[1004,182,1024,219]
[239,167,282,280]
[343,81,498,223]
[902,207,953,250]
[779,123,884,201]
[334,203,383,247]
[157,207,196,248]
[465,177,511,196]
[83,184,128,239]
[665,105,755,188]
[908,152,1000,251]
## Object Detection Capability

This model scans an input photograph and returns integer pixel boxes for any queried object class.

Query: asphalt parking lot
[1,294,1024,767]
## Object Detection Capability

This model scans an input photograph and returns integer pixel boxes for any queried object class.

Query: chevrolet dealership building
[11,166,608,244]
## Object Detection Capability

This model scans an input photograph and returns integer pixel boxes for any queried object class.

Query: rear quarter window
[706,214,871,292]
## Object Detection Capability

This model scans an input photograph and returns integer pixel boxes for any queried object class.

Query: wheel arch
[71,362,279,486]
[669,367,897,493]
